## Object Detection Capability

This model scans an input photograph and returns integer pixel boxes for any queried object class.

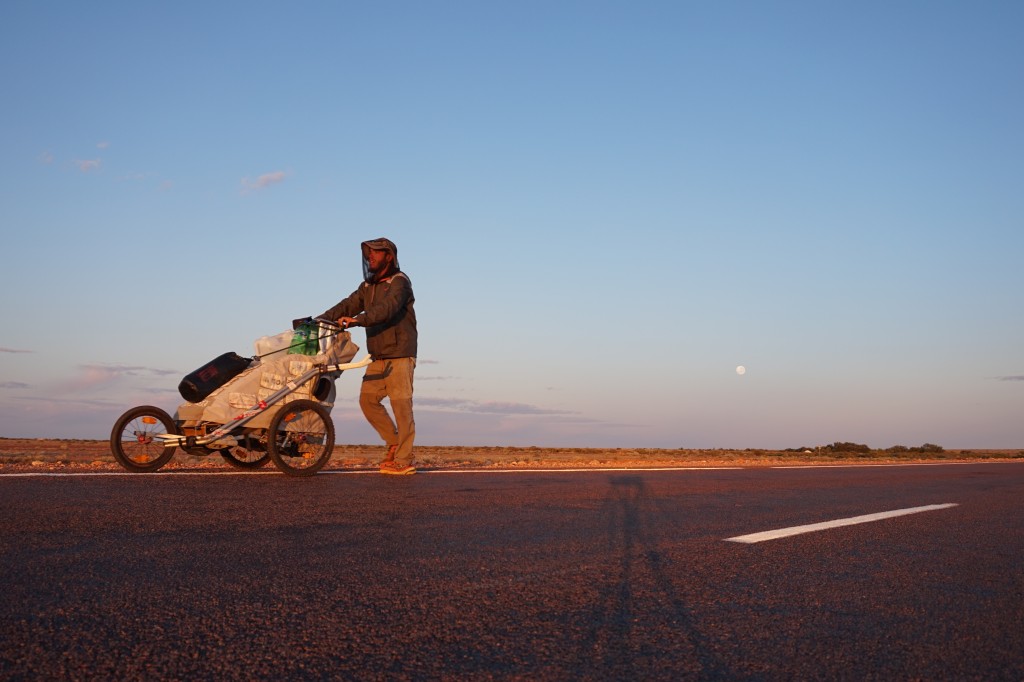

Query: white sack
[176,328,358,430]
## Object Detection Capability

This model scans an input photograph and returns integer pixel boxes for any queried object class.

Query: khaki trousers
[359,357,416,465]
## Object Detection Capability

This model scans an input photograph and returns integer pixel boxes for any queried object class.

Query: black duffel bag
[178,352,252,403]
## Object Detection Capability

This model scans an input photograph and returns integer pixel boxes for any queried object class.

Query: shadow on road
[570,474,728,678]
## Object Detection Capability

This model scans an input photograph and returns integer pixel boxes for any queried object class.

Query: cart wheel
[267,399,334,477]
[110,406,178,473]
[220,433,271,470]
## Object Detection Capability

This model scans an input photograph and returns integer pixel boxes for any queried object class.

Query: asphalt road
[2,463,1022,680]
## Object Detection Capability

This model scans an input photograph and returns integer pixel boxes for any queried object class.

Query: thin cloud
[416,397,477,410]
[399,407,639,448]
[474,401,573,416]
[39,151,54,164]
[0,347,32,353]
[79,363,178,376]
[137,386,182,395]
[0,382,29,389]
[65,363,178,392]
[998,375,1024,382]
[14,395,120,408]
[241,170,288,194]
[96,140,110,149]
[417,396,574,416]
[74,158,101,173]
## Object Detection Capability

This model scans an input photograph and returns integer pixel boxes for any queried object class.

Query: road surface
[2,463,1022,680]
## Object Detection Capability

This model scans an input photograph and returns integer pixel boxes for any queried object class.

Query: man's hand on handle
[293,316,350,330]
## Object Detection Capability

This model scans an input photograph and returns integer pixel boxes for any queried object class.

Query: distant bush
[786,442,949,456]
[883,443,944,454]
[826,442,871,453]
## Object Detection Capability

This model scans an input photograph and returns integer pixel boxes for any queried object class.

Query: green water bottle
[289,322,318,356]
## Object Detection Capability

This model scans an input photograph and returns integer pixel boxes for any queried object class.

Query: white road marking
[771,462,1018,469]
[725,503,959,544]
[0,466,742,478]
[0,459,1018,478]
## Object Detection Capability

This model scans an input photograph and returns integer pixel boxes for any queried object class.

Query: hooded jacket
[320,238,417,359]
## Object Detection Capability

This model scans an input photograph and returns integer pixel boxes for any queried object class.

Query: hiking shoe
[380,461,416,476]
[379,444,398,468]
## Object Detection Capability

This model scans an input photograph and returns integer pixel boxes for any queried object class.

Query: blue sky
[1,1,1021,449]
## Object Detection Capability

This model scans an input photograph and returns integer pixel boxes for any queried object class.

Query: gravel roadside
[1,438,1020,474]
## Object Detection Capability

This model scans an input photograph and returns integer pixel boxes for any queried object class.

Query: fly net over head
[361,237,400,282]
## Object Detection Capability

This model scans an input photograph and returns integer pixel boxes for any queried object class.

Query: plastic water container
[254,331,293,357]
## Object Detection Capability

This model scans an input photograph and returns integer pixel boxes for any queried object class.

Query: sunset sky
[2,1,1022,449]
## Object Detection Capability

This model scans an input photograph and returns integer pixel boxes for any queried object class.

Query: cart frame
[110,321,371,476]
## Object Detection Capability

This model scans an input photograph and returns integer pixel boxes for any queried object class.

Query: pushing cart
[109,320,370,476]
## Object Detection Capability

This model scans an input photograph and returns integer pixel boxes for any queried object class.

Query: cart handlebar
[293,316,343,330]
[314,316,342,328]
[330,355,373,372]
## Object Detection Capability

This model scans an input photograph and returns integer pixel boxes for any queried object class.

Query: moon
[736,365,746,375]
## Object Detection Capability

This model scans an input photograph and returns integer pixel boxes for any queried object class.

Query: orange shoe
[380,461,416,475]
[378,444,398,469]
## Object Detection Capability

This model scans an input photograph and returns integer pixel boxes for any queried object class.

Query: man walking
[320,237,418,475]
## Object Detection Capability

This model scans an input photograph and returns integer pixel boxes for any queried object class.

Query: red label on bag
[197,366,219,381]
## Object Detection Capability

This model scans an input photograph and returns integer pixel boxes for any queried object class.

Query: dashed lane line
[724,503,959,544]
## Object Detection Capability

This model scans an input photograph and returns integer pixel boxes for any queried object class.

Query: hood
[361,237,400,283]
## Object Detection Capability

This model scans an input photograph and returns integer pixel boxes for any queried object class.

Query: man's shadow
[570,475,729,678]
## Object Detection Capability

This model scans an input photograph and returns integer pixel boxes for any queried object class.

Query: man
[320,237,418,475]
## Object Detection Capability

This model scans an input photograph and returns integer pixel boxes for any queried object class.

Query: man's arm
[355,276,413,328]
[320,285,365,323]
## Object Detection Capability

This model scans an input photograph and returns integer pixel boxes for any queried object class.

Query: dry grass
[1,437,1021,473]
